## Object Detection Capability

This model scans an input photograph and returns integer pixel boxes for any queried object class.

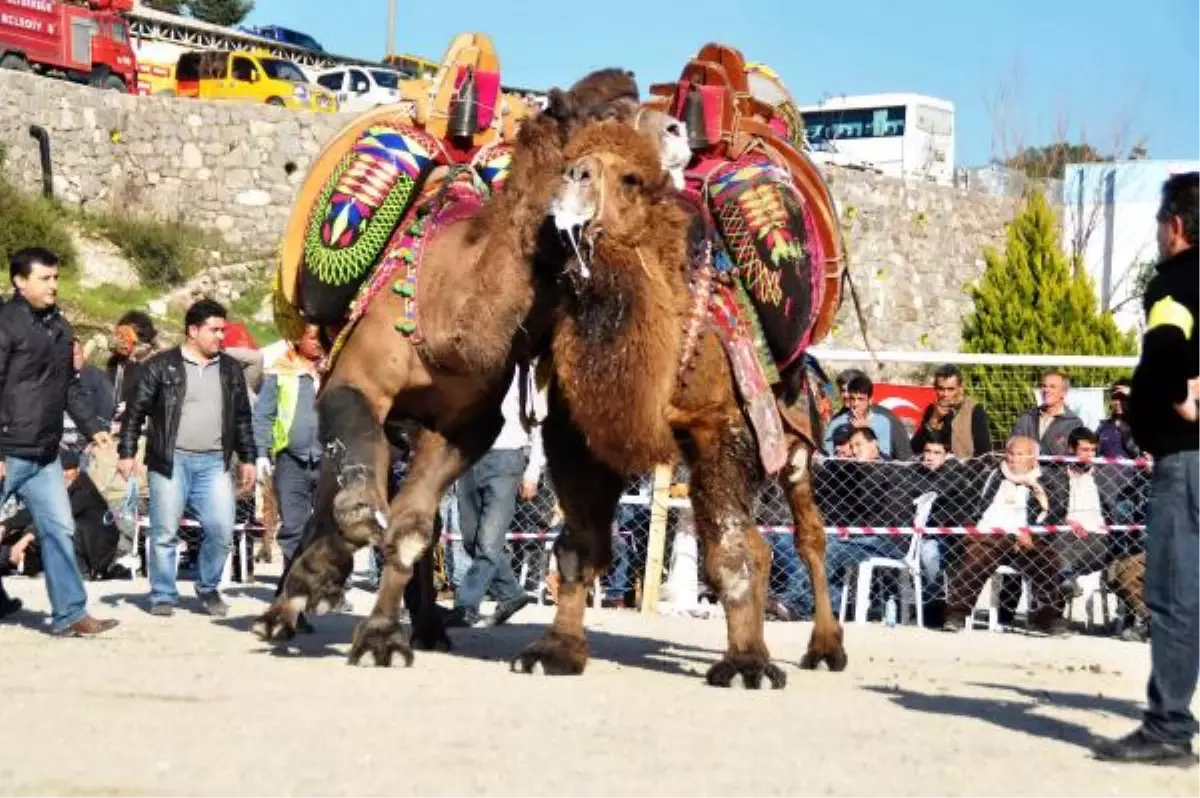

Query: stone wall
[0,70,349,249]
[0,70,1021,351]
[820,169,1020,352]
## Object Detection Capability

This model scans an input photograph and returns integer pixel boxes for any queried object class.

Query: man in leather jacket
[117,299,255,618]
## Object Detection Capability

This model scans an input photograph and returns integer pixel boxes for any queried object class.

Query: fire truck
[0,0,139,92]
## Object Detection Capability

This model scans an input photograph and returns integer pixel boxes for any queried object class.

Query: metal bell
[449,69,479,138]
[683,85,712,150]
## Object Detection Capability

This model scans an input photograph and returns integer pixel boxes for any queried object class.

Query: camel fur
[511,119,847,687]
[251,70,638,667]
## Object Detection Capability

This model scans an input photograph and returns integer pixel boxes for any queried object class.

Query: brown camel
[250,69,644,666]
[510,118,847,687]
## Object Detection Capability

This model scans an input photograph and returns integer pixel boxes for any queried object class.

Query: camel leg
[687,417,787,689]
[784,446,848,671]
[348,424,489,667]
[512,398,624,676]
[252,384,390,642]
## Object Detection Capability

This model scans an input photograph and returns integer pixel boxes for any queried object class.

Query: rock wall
[820,169,1020,352]
[0,70,1022,351]
[0,70,348,250]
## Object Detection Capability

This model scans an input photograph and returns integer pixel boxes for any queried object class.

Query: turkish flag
[872,383,936,431]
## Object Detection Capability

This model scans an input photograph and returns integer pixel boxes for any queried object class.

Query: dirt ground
[0,561,1195,797]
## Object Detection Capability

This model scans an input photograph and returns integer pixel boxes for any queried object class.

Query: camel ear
[544,88,575,123]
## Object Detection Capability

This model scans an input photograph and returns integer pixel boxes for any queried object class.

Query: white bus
[798,93,956,184]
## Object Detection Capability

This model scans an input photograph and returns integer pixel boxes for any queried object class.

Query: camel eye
[621,173,642,189]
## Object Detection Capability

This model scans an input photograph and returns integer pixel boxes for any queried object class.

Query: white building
[1062,159,1200,331]
[798,93,956,184]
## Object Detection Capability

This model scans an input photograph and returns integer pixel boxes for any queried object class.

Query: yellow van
[174,49,338,112]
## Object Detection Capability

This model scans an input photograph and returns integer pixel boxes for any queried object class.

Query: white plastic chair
[967,564,1031,632]
[837,492,935,627]
[1070,569,1116,631]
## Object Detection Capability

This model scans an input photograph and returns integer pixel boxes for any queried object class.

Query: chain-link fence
[88,351,1152,644]
[426,350,1151,640]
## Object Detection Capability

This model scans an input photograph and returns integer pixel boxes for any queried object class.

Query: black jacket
[117,347,255,478]
[0,296,100,463]
[3,470,120,577]
[1130,246,1199,457]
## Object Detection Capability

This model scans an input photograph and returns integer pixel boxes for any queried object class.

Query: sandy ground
[0,559,1195,798]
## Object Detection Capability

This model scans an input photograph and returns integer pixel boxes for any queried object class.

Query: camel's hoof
[410,613,452,652]
[705,655,788,689]
[511,631,588,676]
[799,645,848,672]
[348,617,414,668]
[251,603,297,642]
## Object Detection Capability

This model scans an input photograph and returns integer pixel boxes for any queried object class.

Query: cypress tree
[960,189,1136,442]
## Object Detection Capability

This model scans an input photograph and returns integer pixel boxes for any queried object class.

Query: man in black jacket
[1095,172,1199,767]
[117,299,255,618]
[0,247,118,636]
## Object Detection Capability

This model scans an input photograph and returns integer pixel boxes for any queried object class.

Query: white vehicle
[798,93,955,184]
[805,137,881,174]
[314,65,406,112]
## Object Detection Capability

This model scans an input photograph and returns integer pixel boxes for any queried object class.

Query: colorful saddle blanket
[695,152,826,373]
[294,120,513,327]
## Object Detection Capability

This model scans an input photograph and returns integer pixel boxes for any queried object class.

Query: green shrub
[81,211,216,287]
[0,173,79,276]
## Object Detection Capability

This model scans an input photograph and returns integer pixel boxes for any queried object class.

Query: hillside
[0,152,277,359]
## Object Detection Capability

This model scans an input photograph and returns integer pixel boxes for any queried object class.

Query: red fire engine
[0,0,139,92]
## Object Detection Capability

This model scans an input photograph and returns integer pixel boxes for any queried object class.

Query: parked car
[174,49,337,112]
[805,137,881,173]
[240,25,324,53]
[314,66,406,112]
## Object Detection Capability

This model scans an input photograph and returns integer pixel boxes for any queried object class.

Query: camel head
[633,108,691,189]
[548,120,676,281]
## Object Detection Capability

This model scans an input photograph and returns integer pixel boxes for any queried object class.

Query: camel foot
[799,625,848,672]
[706,653,788,689]
[409,607,452,652]
[348,616,414,668]
[799,646,848,672]
[251,599,301,642]
[511,630,588,676]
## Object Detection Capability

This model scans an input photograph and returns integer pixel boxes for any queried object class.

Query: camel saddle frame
[648,42,846,346]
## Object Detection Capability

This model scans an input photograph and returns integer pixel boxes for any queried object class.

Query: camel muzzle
[550,158,603,280]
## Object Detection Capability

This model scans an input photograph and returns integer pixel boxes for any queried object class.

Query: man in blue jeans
[447,367,545,628]
[1095,172,1199,767]
[0,247,119,636]
[117,299,256,618]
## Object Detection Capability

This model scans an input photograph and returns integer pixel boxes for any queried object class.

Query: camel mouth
[550,162,602,281]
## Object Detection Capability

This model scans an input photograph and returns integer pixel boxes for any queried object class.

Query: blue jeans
[273,452,319,565]
[768,533,813,616]
[1141,450,1199,744]
[785,534,908,612]
[454,448,526,613]
[2,457,88,632]
[147,451,236,605]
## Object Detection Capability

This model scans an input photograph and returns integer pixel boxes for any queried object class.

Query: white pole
[385,0,397,59]
[807,348,1139,369]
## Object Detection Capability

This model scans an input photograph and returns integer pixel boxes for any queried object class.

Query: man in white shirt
[447,364,546,627]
